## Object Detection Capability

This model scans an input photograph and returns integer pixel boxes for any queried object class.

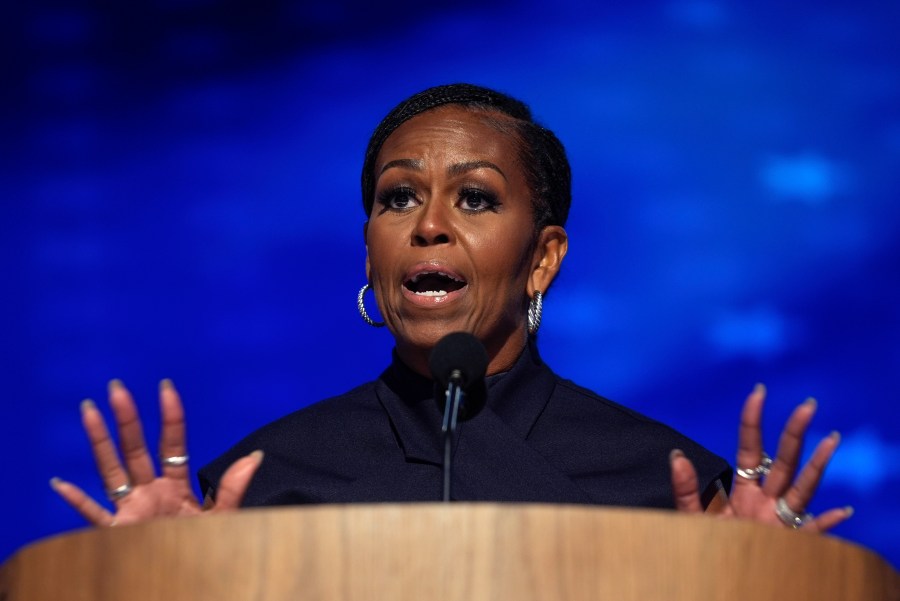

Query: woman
[52,84,850,530]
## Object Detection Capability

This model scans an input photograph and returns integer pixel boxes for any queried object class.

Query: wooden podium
[1,504,897,600]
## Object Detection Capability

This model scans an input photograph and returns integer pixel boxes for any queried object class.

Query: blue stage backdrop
[2,0,898,567]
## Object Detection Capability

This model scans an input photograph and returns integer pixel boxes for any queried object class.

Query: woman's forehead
[375,105,522,168]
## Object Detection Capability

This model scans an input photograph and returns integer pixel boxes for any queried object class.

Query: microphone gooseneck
[429,332,488,502]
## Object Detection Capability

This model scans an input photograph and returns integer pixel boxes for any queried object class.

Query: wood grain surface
[1,504,897,601]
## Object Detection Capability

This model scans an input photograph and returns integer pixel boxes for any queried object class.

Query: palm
[111,479,202,525]
[52,380,261,527]
[670,384,850,532]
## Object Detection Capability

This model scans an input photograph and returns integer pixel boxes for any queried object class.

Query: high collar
[374,339,557,465]
[371,339,593,503]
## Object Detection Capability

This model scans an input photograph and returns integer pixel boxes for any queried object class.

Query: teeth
[414,290,448,297]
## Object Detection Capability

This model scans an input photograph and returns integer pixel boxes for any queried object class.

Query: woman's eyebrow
[380,158,423,175]
[448,160,507,181]
[379,158,507,182]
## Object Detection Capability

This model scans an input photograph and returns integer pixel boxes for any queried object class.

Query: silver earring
[527,290,543,335]
[358,284,385,327]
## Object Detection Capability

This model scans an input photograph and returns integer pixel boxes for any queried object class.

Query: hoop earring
[527,290,543,335]
[358,284,386,328]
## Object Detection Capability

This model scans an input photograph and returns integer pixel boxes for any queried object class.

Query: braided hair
[361,83,571,231]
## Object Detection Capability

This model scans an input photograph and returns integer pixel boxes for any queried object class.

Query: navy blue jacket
[199,342,732,508]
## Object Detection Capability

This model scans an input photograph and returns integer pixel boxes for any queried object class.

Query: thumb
[211,450,264,511]
[670,449,704,513]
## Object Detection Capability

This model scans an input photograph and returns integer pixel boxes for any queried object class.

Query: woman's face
[365,105,567,376]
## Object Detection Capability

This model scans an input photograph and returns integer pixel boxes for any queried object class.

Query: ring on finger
[774,496,814,529]
[736,452,773,481]
[107,483,133,501]
[161,454,189,467]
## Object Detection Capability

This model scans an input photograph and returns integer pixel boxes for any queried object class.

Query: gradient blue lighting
[761,153,845,203]
[2,0,898,570]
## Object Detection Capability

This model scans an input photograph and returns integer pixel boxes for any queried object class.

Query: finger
[763,398,817,497]
[782,431,840,513]
[81,399,131,496]
[158,379,190,480]
[211,450,264,511]
[669,449,704,513]
[807,506,854,533]
[108,380,155,485]
[735,383,766,487]
[50,477,115,527]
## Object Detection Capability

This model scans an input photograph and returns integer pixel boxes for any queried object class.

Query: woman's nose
[412,199,452,246]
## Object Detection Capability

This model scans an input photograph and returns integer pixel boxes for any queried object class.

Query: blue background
[2,0,898,568]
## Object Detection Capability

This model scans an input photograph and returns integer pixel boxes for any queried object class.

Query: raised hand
[671,383,853,531]
[51,379,263,527]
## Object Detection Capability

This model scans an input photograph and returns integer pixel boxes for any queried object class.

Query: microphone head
[429,332,489,391]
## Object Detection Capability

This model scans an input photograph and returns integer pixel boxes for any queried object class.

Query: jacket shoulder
[197,380,385,494]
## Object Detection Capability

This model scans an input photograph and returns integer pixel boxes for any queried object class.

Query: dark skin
[53,104,851,531]
[364,105,566,378]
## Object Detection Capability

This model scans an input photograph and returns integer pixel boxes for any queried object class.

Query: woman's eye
[377,187,418,211]
[459,189,499,212]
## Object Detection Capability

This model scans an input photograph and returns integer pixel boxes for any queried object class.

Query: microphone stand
[441,369,464,502]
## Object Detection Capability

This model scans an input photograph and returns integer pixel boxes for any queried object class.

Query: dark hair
[361,83,571,231]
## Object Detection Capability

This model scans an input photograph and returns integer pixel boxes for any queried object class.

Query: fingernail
[80,398,96,412]
[108,379,124,393]
[753,382,766,395]
[49,477,63,490]
[249,450,265,463]
[159,378,174,392]
[669,449,685,461]
[805,397,817,409]
[830,430,841,444]
[844,505,854,517]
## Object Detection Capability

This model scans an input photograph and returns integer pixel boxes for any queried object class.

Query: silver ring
[107,483,133,501]
[161,454,189,467]
[735,452,773,481]
[774,497,814,529]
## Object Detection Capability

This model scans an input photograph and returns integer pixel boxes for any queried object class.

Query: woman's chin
[392,318,524,361]
[394,323,472,353]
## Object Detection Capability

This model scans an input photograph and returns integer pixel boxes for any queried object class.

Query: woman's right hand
[51,379,263,527]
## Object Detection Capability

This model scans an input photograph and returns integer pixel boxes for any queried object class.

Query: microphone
[429,332,488,502]
[429,331,488,394]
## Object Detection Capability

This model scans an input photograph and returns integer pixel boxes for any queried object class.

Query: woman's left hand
[670,383,853,531]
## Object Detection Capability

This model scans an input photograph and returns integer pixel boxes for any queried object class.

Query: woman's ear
[527,226,568,297]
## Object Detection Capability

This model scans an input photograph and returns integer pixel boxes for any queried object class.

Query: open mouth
[403,271,467,297]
